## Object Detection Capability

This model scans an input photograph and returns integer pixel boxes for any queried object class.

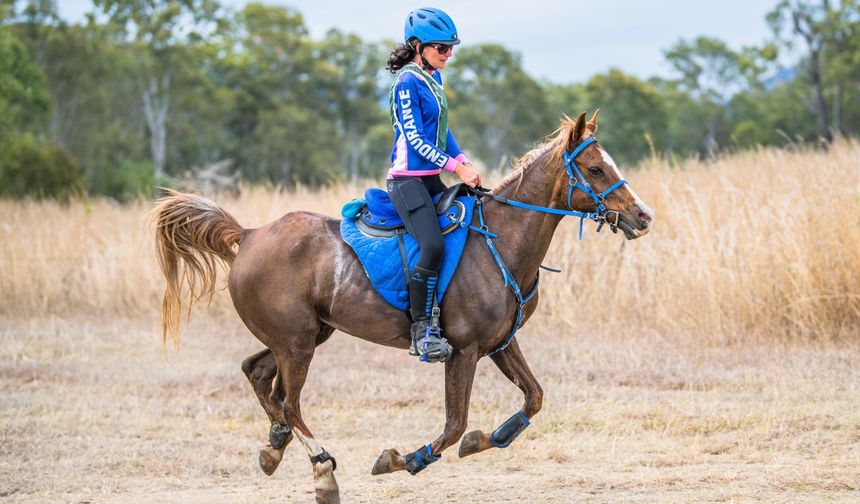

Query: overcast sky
[58,0,780,83]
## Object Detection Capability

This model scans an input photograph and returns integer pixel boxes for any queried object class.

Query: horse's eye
[588,166,603,176]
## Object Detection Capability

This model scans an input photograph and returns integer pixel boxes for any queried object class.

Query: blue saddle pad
[340,192,476,312]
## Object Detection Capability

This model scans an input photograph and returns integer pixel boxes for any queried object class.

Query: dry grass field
[2,140,860,502]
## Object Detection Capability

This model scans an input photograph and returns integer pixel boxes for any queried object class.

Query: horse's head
[556,111,654,240]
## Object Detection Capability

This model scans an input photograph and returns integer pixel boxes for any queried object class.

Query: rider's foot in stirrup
[409,319,452,363]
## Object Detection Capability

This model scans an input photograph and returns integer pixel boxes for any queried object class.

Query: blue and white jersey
[388,63,468,178]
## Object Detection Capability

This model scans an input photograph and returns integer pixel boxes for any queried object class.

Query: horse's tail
[149,189,246,348]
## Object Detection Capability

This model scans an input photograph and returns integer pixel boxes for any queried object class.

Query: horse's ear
[567,111,588,149]
[586,109,599,135]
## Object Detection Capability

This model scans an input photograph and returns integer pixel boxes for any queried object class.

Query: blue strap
[600,179,628,199]
[473,201,541,357]
[415,444,439,466]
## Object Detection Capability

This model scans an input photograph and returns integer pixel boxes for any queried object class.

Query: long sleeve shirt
[387,63,468,179]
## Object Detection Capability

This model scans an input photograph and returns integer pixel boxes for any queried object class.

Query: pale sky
[57,0,780,83]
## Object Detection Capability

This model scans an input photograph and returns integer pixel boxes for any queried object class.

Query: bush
[0,134,83,200]
[89,159,157,202]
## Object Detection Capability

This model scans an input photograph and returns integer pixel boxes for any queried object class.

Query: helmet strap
[415,43,437,72]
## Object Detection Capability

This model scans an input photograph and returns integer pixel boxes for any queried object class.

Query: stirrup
[409,307,452,363]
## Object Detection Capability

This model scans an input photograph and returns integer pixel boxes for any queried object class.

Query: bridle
[470,135,629,239]
[561,136,628,233]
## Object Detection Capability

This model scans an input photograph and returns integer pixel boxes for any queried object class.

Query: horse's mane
[492,117,576,195]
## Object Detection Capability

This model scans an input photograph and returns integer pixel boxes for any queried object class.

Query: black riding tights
[387,175,447,273]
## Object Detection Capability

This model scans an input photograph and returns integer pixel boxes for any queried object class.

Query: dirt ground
[1,314,859,503]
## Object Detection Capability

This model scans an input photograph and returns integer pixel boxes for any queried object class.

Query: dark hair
[386,39,418,74]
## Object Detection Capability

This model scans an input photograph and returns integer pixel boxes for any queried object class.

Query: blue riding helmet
[404,7,460,45]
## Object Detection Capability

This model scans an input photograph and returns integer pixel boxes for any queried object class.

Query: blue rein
[453,136,627,356]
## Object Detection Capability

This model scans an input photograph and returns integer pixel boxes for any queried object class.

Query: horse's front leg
[371,343,479,476]
[458,338,542,458]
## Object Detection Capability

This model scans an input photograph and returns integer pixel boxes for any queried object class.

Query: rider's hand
[455,162,481,188]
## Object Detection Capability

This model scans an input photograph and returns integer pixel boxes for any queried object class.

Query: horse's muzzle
[617,206,654,240]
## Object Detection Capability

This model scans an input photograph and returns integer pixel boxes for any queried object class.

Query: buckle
[605,210,621,226]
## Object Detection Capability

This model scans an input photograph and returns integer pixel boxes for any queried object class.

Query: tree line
[1,0,858,200]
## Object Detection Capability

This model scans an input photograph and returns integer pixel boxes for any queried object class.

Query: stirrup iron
[409,306,452,363]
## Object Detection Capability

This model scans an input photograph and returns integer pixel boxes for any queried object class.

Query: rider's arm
[445,130,470,166]
[392,78,457,173]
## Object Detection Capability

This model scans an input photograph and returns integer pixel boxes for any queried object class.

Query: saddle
[352,183,470,237]
[339,183,476,312]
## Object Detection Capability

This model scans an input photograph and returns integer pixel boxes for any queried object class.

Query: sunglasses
[426,43,454,54]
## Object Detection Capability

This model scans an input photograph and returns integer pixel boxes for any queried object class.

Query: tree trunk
[349,131,360,187]
[281,158,292,187]
[791,7,832,143]
[704,116,719,159]
[808,48,832,142]
[142,72,171,179]
[832,84,843,137]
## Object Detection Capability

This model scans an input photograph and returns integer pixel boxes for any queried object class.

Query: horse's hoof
[458,430,492,458]
[259,446,283,476]
[313,462,340,504]
[314,487,341,504]
[371,448,405,475]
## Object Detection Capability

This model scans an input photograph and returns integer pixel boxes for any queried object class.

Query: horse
[150,111,654,503]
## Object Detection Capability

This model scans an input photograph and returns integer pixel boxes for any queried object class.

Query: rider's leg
[388,177,452,362]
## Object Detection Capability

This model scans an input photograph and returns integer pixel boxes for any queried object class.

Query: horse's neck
[483,149,566,287]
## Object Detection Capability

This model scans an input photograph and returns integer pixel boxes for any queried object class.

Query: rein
[451,136,627,356]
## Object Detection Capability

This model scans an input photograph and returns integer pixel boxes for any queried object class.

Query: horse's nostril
[638,212,652,226]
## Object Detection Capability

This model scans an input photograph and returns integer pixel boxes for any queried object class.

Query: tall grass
[2,141,858,343]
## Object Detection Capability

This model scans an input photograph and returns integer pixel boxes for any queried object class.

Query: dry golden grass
[1,141,860,502]
[2,140,859,341]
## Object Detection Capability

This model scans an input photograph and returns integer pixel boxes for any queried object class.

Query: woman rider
[386,7,481,363]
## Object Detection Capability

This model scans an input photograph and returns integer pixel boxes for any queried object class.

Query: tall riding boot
[407,266,452,363]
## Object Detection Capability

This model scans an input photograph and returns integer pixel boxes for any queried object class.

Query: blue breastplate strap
[448,200,539,356]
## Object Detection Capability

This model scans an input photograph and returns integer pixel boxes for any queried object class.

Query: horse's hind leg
[241,348,290,475]
[242,326,335,476]
[458,338,543,458]
[371,344,480,476]
[271,330,340,504]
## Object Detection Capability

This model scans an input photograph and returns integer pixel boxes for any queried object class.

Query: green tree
[767,0,860,141]
[93,0,222,179]
[218,3,336,184]
[0,26,49,135]
[316,29,387,183]
[446,44,552,169]
[581,69,668,165]
[0,133,83,200]
[544,82,588,122]
[664,36,760,156]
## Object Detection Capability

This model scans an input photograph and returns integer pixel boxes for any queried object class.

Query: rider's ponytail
[386,39,418,74]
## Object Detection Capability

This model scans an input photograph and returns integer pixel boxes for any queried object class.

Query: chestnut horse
[151,111,653,503]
